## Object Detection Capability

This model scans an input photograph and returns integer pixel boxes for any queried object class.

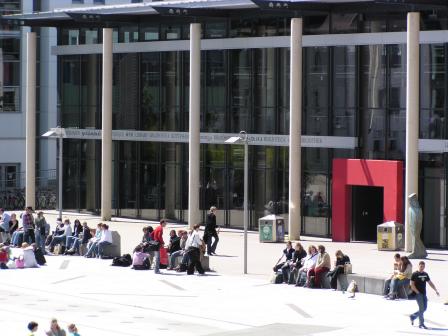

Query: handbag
[344,262,353,274]
[146,240,160,252]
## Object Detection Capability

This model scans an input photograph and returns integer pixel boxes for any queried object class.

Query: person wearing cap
[0,208,10,242]
[22,206,35,244]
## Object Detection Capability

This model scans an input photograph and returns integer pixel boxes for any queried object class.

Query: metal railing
[0,169,57,210]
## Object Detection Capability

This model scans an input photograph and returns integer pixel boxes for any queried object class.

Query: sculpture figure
[407,193,427,259]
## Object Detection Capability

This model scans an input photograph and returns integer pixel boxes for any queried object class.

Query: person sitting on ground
[186,224,205,275]
[0,244,9,269]
[66,222,91,255]
[383,253,401,296]
[45,318,66,336]
[386,256,412,300]
[47,218,72,253]
[273,241,294,273]
[132,244,151,270]
[67,323,80,336]
[22,243,39,268]
[327,250,351,290]
[296,245,318,287]
[168,230,188,270]
[97,224,113,259]
[168,229,181,254]
[283,242,307,284]
[84,223,103,258]
[28,321,39,336]
[307,245,331,288]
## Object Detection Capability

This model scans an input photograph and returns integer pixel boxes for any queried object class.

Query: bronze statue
[407,193,427,259]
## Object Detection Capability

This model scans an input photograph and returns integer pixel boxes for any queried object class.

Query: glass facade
[58,13,448,247]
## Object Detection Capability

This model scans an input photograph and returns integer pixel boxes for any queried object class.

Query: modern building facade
[5,0,448,248]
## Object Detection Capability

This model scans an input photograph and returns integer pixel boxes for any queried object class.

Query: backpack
[270,271,284,284]
[112,254,132,267]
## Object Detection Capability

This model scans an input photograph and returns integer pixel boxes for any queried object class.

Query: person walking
[409,261,440,329]
[152,219,167,274]
[204,206,219,255]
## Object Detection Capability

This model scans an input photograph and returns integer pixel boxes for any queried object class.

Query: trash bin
[259,215,285,242]
[377,221,404,251]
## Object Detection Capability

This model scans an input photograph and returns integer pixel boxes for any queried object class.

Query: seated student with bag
[284,242,307,284]
[386,256,412,300]
[296,245,318,287]
[272,241,294,273]
[327,250,351,290]
[132,245,151,270]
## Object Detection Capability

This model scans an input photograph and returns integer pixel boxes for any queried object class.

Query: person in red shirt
[152,219,167,274]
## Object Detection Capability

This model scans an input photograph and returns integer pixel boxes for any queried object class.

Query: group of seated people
[0,242,46,269]
[273,241,351,289]
[131,222,205,275]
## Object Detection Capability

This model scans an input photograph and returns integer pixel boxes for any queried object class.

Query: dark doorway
[351,186,384,241]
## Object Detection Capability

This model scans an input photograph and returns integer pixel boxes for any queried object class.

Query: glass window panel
[333,109,356,137]
[278,49,290,134]
[360,108,386,159]
[305,108,328,136]
[388,109,406,160]
[204,51,226,132]
[420,109,445,139]
[205,21,227,38]
[304,15,329,35]
[141,24,159,41]
[161,24,181,40]
[141,53,160,131]
[230,19,253,38]
[360,45,386,109]
[304,47,329,109]
[389,45,406,109]
[80,55,100,128]
[361,14,386,33]
[230,50,251,132]
[333,46,356,108]
[420,44,445,110]
[0,87,19,112]
[331,13,359,33]
[120,26,139,43]
[2,61,20,86]
[161,52,182,131]
[113,54,139,130]
[254,18,278,37]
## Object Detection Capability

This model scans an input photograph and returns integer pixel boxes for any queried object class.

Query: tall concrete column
[405,12,420,252]
[101,28,113,221]
[289,18,303,240]
[25,32,36,209]
[188,23,201,229]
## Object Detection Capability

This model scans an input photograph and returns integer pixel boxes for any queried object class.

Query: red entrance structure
[332,159,403,242]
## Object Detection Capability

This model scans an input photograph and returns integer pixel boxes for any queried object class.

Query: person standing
[34,211,48,252]
[204,206,219,255]
[409,261,440,329]
[186,224,205,275]
[22,206,35,244]
[0,208,11,242]
[152,219,167,274]
[27,321,38,336]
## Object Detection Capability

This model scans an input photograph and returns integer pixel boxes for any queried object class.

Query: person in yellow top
[306,245,331,288]
[386,256,412,300]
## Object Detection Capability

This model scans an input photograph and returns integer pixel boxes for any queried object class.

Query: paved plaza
[1,211,447,335]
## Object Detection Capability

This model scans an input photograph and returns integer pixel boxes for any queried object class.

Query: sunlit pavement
[1,210,447,335]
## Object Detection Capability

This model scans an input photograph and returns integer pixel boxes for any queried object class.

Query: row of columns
[25,14,419,245]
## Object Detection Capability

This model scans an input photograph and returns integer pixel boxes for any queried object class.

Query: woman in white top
[186,224,205,275]
[295,245,318,287]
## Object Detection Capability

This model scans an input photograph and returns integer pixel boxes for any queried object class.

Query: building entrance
[351,186,384,241]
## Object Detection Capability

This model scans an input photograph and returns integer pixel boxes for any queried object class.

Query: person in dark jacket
[284,242,307,284]
[168,229,181,254]
[273,241,294,273]
[204,206,219,255]
[327,250,350,290]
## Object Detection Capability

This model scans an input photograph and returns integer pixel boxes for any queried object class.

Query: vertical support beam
[405,12,420,252]
[101,28,113,221]
[289,18,303,240]
[58,135,63,219]
[188,23,201,229]
[25,32,36,209]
